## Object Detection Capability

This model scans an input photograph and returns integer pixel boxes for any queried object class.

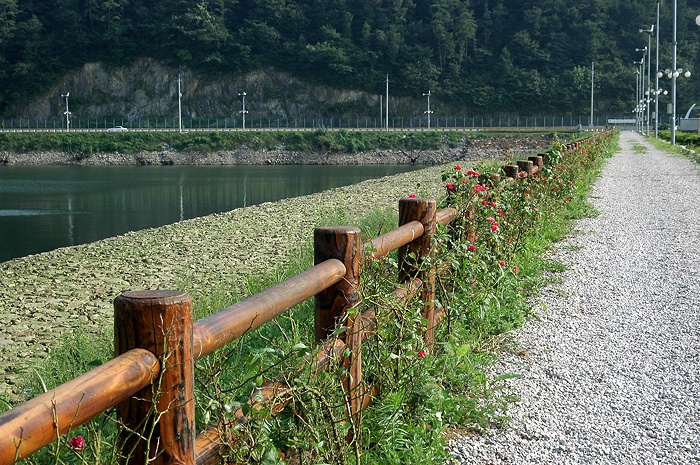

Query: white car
[107,126,128,132]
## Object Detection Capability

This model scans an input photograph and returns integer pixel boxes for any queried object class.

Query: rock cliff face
[21,58,415,121]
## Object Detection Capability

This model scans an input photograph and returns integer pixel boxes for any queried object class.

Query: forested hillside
[1,0,699,116]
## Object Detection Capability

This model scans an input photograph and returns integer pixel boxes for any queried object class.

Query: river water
[0,165,420,263]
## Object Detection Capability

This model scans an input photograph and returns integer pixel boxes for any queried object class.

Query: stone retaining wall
[0,136,552,166]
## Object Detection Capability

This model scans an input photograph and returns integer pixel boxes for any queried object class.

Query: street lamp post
[423,90,433,129]
[634,61,644,131]
[662,65,691,143]
[61,92,71,132]
[636,48,648,134]
[640,26,654,136]
[177,74,183,133]
[238,90,248,129]
[590,62,594,129]
[654,1,661,137]
[672,0,678,144]
[385,75,389,130]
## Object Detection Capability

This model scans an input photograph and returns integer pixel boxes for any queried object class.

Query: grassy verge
[649,132,700,164]
[4,131,617,464]
[0,129,571,155]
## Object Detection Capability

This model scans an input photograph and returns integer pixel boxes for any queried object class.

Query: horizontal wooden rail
[436,207,458,226]
[364,220,424,258]
[362,207,457,259]
[193,258,346,359]
[0,348,160,464]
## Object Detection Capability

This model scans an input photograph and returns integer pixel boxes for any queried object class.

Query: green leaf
[455,344,470,359]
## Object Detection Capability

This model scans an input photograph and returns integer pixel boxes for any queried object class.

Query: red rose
[69,435,86,451]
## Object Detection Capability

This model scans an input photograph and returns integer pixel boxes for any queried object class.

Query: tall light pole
[385,75,389,130]
[177,74,183,133]
[423,90,433,129]
[590,62,594,129]
[634,61,643,132]
[667,0,698,142]
[238,90,248,129]
[672,0,678,144]
[640,26,654,136]
[663,65,691,138]
[61,92,71,132]
[636,48,647,134]
[654,1,661,138]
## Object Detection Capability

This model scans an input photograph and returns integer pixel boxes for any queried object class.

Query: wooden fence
[0,133,609,464]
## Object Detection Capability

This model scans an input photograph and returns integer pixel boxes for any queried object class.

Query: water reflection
[0,165,420,262]
[67,196,74,246]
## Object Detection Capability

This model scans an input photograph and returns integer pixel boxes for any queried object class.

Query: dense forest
[1,0,700,116]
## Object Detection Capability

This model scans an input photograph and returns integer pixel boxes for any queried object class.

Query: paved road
[450,131,700,464]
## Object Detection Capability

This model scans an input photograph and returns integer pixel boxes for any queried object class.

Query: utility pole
[640,25,654,136]
[590,62,594,129]
[61,92,71,132]
[672,0,678,144]
[423,90,433,130]
[238,89,248,129]
[177,74,183,133]
[385,75,389,130]
[655,1,660,138]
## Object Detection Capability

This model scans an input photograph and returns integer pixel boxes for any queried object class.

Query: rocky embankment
[0,166,453,399]
[1,135,551,166]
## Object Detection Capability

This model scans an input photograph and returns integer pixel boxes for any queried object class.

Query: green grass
[632,143,647,153]
[0,129,572,155]
[649,133,700,164]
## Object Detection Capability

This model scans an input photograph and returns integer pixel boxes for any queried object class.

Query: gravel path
[449,131,700,464]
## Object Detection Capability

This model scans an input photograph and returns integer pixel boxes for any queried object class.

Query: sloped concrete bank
[0,165,451,398]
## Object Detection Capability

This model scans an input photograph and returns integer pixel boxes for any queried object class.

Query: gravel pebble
[448,131,700,464]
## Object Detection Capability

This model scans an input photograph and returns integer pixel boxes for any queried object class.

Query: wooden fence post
[314,227,362,342]
[313,227,363,431]
[517,159,534,176]
[528,155,543,171]
[398,198,437,350]
[114,290,195,465]
[503,164,519,179]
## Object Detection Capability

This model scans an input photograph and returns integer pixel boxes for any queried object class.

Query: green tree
[175,1,230,66]
[0,0,18,48]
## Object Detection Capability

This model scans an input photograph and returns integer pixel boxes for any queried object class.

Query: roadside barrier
[0,132,613,464]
